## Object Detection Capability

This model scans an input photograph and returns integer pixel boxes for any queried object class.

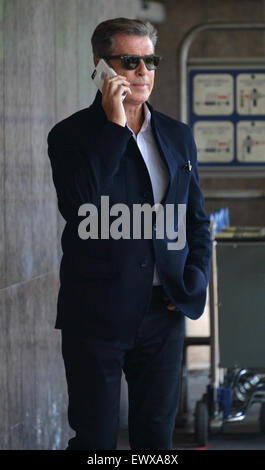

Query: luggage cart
[195,230,265,445]
[176,22,265,441]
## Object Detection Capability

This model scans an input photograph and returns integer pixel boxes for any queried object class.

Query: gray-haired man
[47,17,212,450]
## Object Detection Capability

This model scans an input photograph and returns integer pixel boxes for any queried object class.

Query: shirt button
[140,259,148,268]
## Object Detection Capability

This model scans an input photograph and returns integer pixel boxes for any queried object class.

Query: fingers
[102,74,132,96]
[166,304,180,312]
[163,296,180,312]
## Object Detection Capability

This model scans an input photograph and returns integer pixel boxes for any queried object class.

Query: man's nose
[136,58,148,74]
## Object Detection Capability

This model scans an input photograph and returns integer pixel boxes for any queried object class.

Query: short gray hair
[91,17,158,59]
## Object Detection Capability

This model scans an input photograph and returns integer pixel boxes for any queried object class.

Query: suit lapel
[146,101,180,204]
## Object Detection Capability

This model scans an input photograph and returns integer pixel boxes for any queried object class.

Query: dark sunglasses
[102,54,162,71]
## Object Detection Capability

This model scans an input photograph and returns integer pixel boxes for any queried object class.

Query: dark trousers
[61,285,185,450]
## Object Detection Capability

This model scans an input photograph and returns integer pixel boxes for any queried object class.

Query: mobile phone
[91,59,127,101]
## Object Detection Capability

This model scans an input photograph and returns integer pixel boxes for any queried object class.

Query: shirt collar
[141,102,151,132]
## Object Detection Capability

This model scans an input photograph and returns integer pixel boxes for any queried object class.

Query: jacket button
[140,259,148,268]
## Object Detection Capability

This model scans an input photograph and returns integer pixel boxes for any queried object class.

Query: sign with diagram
[194,121,233,162]
[237,121,265,162]
[236,74,265,115]
[189,68,265,167]
[193,74,233,115]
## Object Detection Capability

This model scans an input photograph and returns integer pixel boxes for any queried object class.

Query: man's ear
[94,57,100,66]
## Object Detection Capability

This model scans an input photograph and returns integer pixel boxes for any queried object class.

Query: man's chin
[125,92,151,105]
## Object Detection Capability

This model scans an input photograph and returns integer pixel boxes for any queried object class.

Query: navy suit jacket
[47,90,212,340]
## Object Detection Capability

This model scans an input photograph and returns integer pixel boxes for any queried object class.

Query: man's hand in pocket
[163,296,180,312]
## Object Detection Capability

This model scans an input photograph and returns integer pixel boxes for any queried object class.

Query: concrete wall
[0,0,142,450]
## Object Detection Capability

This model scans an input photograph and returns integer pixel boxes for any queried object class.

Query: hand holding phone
[91,59,127,101]
[91,59,132,127]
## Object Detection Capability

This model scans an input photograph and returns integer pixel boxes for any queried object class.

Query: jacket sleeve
[47,120,132,221]
[185,127,212,283]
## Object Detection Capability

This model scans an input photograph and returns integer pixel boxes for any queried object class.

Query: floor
[117,369,265,450]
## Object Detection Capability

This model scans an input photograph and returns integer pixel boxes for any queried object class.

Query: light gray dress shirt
[126,103,170,285]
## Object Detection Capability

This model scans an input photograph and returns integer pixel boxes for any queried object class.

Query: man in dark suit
[47,18,212,450]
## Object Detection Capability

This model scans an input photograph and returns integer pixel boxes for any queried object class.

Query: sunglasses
[102,54,162,71]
